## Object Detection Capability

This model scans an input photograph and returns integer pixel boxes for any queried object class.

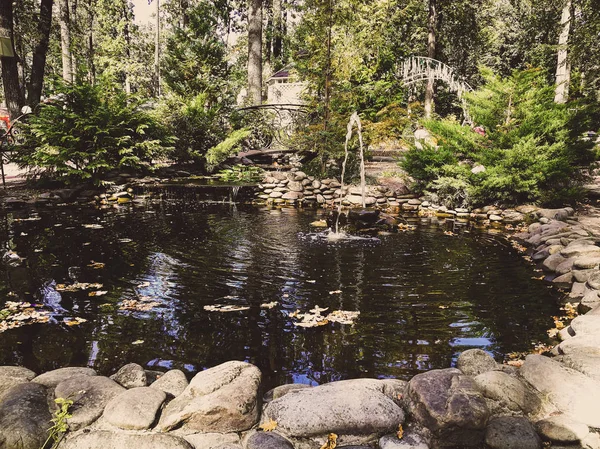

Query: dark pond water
[0,200,560,389]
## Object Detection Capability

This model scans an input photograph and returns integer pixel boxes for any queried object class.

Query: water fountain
[333,112,367,236]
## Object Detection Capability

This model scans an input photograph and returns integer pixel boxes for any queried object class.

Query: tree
[0,0,24,118]
[59,0,74,83]
[27,0,54,107]
[247,0,262,105]
[554,0,571,103]
[424,0,436,118]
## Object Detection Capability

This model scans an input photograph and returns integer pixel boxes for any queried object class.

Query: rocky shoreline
[1,172,600,449]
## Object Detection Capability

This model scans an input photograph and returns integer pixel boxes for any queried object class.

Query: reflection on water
[0,202,559,389]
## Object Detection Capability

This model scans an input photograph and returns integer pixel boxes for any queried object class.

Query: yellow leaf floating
[397,424,404,440]
[87,261,105,269]
[320,433,337,449]
[259,419,278,432]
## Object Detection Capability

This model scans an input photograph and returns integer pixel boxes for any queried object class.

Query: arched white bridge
[399,56,473,122]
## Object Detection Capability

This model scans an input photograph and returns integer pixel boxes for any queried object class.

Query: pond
[0,200,560,390]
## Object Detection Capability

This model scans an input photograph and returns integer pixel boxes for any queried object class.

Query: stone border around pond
[1,174,600,449]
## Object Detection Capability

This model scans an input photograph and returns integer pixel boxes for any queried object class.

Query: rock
[535,416,589,443]
[263,378,405,441]
[379,431,430,449]
[561,245,600,259]
[573,269,595,283]
[103,386,166,430]
[287,181,303,192]
[184,433,241,449]
[558,335,600,355]
[519,354,600,427]
[555,258,575,274]
[60,431,193,449]
[0,366,36,402]
[403,368,488,447]
[543,253,567,272]
[150,369,188,397]
[562,352,600,382]
[552,272,574,288]
[0,383,51,449]
[570,282,587,300]
[574,256,600,270]
[245,432,294,449]
[569,314,600,336]
[580,291,600,313]
[471,165,486,174]
[539,208,571,221]
[263,384,312,403]
[293,171,307,181]
[282,191,303,200]
[502,210,525,224]
[55,375,125,430]
[587,271,600,289]
[110,363,147,389]
[269,191,283,198]
[32,367,96,388]
[532,247,550,261]
[456,349,497,376]
[473,370,542,416]
[489,214,503,222]
[317,194,326,204]
[158,361,261,433]
[484,416,541,449]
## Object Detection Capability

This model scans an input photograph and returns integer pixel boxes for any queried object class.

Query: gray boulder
[150,369,188,397]
[484,416,541,449]
[110,363,147,388]
[456,349,497,376]
[184,433,242,449]
[558,335,600,355]
[60,430,193,449]
[0,382,51,449]
[158,361,261,433]
[245,432,294,449]
[103,386,166,430]
[379,431,430,449]
[32,367,96,388]
[543,253,567,272]
[570,314,600,336]
[519,355,600,427]
[473,370,543,416]
[561,352,600,382]
[55,374,125,430]
[402,368,489,447]
[263,383,312,403]
[262,378,405,443]
[535,415,589,443]
[0,366,36,402]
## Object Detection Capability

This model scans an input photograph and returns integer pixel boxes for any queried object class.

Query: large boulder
[103,386,166,430]
[0,366,36,402]
[535,415,589,443]
[560,352,600,382]
[262,378,405,446]
[60,430,193,449]
[473,370,543,416]
[379,430,430,449]
[109,363,147,389]
[184,433,242,449]
[245,431,294,449]
[456,349,497,376]
[402,368,489,447]
[150,369,188,397]
[484,416,541,449]
[0,383,51,449]
[32,367,96,388]
[157,361,261,433]
[519,354,600,427]
[55,375,125,430]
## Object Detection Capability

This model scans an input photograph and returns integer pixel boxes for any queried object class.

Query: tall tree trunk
[123,2,132,93]
[0,0,24,118]
[323,0,333,130]
[247,0,263,105]
[272,0,282,68]
[87,0,95,84]
[28,0,54,107]
[265,0,272,73]
[424,0,436,118]
[554,0,571,104]
[59,0,74,83]
[154,0,160,96]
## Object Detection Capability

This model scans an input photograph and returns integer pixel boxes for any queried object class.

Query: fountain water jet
[334,112,366,235]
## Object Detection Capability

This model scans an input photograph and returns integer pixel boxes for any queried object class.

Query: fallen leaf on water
[259,419,278,432]
[204,304,250,313]
[137,281,151,288]
[260,301,278,309]
[309,306,329,314]
[82,224,104,229]
[328,290,342,295]
[87,261,105,269]
[64,317,88,326]
[56,282,103,292]
[119,299,161,312]
[118,238,133,243]
[320,433,337,449]
[307,280,316,284]
[397,424,404,440]
[289,309,301,318]
[327,310,360,325]
[438,305,448,309]
[131,340,144,345]
[88,291,108,297]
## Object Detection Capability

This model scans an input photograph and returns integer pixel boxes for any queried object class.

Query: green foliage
[216,165,264,183]
[15,80,174,184]
[401,68,597,206]
[158,93,228,163]
[42,397,73,449]
[205,128,251,172]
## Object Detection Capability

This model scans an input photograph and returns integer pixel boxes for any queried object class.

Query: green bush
[205,128,251,172]
[16,80,173,184]
[400,68,597,206]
